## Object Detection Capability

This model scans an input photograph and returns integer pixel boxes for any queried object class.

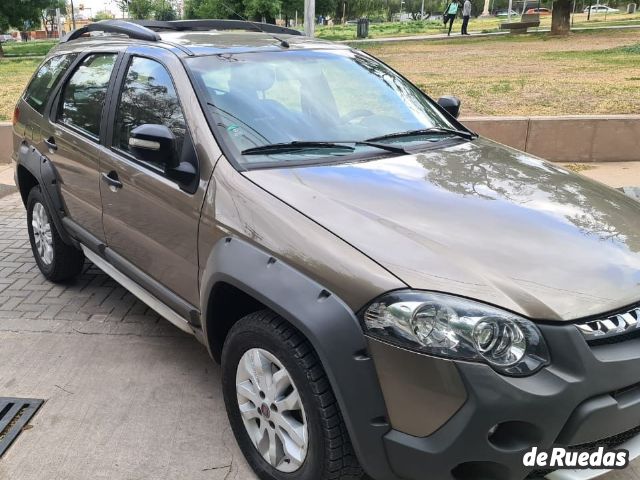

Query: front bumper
[367,322,640,480]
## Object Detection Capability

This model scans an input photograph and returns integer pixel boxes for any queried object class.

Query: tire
[26,186,84,282]
[222,310,364,480]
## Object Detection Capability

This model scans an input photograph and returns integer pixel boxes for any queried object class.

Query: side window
[113,56,186,168]
[59,53,117,138]
[24,54,77,113]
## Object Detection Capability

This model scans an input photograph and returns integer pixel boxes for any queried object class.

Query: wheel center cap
[260,403,270,419]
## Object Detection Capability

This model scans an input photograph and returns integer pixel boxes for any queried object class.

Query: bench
[499,13,540,33]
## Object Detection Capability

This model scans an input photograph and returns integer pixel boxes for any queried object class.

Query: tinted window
[24,54,77,113]
[59,53,117,138]
[113,57,186,167]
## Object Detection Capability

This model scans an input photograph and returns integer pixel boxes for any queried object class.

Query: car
[525,7,551,14]
[0,33,16,42]
[12,18,640,480]
[584,4,620,12]
[496,9,519,16]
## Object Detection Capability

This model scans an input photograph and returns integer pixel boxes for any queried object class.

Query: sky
[74,0,122,17]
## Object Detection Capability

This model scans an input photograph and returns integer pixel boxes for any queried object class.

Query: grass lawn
[360,29,640,116]
[316,11,640,40]
[0,41,57,122]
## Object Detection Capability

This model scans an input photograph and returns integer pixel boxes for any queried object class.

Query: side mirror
[437,96,461,118]
[129,124,177,168]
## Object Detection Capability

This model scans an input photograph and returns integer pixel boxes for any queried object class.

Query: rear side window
[24,54,76,113]
[59,53,117,138]
[113,56,186,166]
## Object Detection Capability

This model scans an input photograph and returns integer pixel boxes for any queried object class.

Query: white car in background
[0,34,16,42]
[583,4,620,13]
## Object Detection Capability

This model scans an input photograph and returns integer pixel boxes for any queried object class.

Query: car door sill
[80,245,195,335]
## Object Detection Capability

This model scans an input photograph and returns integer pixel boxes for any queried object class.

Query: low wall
[0,122,11,164]
[1,116,639,164]
[462,115,640,163]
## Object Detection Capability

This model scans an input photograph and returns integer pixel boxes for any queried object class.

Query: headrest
[229,63,276,93]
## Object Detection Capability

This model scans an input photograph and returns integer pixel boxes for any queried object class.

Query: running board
[81,245,194,334]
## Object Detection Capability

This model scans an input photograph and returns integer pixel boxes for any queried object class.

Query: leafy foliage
[127,0,176,19]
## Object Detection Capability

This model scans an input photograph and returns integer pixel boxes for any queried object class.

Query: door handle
[44,137,57,151]
[101,171,123,192]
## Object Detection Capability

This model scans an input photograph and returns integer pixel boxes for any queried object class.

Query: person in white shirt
[461,0,472,35]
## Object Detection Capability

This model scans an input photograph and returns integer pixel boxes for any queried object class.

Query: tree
[41,0,66,37]
[551,0,571,34]
[244,0,280,20]
[128,0,154,18]
[115,0,130,17]
[93,10,114,20]
[153,0,177,20]
[185,0,246,19]
[0,0,49,56]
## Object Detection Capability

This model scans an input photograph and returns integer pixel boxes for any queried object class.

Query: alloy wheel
[32,202,53,265]
[236,347,308,472]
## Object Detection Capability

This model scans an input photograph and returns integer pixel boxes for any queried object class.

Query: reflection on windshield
[187,49,456,166]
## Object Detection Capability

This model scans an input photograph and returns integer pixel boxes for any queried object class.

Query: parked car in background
[0,34,16,43]
[583,4,620,13]
[525,7,551,14]
[496,9,519,16]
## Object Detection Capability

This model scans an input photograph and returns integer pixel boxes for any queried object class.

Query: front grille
[571,423,640,452]
[575,304,640,344]
[525,424,640,479]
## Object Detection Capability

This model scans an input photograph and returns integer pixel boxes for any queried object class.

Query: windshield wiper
[241,141,408,155]
[367,127,478,142]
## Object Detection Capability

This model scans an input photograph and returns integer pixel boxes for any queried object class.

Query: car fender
[16,141,75,246]
[200,236,398,480]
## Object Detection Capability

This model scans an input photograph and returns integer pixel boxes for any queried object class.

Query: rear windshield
[24,54,77,113]
[186,49,457,168]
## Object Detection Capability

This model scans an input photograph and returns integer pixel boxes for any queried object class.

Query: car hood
[245,138,640,321]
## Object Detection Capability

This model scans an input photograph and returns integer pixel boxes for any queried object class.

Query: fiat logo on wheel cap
[260,403,270,418]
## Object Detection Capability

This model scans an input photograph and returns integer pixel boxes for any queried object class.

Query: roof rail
[61,20,161,43]
[130,19,303,36]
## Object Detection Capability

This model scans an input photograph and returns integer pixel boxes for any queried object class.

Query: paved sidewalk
[342,23,640,44]
[0,191,257,480]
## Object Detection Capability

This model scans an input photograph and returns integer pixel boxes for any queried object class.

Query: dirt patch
[363,30,640,116]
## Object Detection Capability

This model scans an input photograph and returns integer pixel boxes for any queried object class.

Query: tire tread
[228,310,364,480]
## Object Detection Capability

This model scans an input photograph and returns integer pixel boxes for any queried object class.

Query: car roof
[52,21,350,58]
[158,31,349,55]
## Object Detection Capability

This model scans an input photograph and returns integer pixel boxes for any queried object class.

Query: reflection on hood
[246,138,640,321]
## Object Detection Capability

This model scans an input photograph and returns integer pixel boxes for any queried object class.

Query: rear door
[41,52,120,240]
[100,47,202,308]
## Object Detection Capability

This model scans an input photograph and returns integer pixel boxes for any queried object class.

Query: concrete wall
[2,116,640,164]
[0,122,12,165]
[462,115,640,163]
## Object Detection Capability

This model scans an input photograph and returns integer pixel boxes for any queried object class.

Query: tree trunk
[0,43,4,58]
[551,0,571,35]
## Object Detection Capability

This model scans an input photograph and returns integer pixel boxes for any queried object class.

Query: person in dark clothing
[443,0,460,36]
[461,0,472,34]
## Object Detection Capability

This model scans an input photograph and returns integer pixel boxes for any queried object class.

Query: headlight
[361,290,549,376]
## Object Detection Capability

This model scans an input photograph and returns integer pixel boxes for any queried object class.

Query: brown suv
[12,19,640,480]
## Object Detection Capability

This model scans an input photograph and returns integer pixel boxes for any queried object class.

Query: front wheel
[222,310,363,480]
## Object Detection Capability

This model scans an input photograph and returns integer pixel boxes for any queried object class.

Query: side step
[81,245,195,335]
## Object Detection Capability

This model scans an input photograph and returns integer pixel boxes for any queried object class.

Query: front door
[99,51,200,307]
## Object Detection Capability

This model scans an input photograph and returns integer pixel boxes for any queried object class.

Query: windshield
[187,49,461,167]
